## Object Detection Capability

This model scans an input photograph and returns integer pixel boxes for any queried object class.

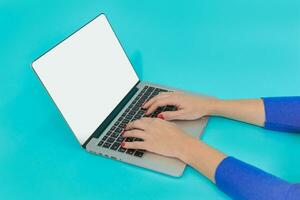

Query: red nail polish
[157,113,164,120]
[121,130,125,136]
[121,142,125,147]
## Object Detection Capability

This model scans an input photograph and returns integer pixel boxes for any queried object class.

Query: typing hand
[142,92,218,120]
[122,118,194,159]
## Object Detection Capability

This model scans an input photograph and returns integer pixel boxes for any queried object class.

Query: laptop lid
[32,14,139,145]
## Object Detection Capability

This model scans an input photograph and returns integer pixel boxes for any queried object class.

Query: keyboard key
[152,93,159,98]
[106,131,113,136]
[133,115,140,120]
[143,86,148,90]
[141,99,147,104]
[115,127,123,133]
[98,141,104,146]
[129,110,136,116]
[126,149,135,155]
[164,106,173,111]
[159,89,168,92]
[144,92,152,97]
[125,114,133,120]
[171,106,177,111]
[156,107,164,112]
[135,102,143,107]
[153,110,160,116]
[138,110,144,115]
[133,106,141,111]
[135,113,143,119]
[119,123,127,128]
[107,137,115,143]
[149,92,156,97]
[154,88,161,92]
[103,142,111,148]
[134,151,144,157]
[148,87,155,91]
[118,147,126,153]
[110,142,121,150]
[150,113,157,117]
[131,105,139,111]
[140,96,148,100]
[101,136,108,141]
[125,137,134,142]
[117,136,125,142]
[114,121,120,126]
[111,132,119,138]
[125,115,132,120]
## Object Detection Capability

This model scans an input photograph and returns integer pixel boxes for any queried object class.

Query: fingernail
[121,130,125,136]
[121,142,125,147]
[157,113,164,120]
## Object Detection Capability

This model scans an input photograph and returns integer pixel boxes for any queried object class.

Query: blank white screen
[33,14,139,144]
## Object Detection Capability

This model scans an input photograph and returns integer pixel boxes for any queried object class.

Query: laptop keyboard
[97,86,177,158]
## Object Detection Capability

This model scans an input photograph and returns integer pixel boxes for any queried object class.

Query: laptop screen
[32,14,139,144]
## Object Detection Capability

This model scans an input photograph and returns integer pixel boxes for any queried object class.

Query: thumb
[159,110,186,121]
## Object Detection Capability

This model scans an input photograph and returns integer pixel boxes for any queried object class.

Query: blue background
[1,0,300,199]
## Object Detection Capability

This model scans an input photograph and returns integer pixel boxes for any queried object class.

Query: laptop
[32,13,208,177]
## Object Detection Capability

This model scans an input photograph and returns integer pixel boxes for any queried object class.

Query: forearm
[178,139,300,199]
[178,138,227,183]
[208,99,265,127]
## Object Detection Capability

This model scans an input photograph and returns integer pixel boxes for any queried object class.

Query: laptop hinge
[82,81,140,148]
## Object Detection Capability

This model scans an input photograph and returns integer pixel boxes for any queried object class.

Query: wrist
[176,137,200,164]
[202,98,224,116]
[176,138,227,183]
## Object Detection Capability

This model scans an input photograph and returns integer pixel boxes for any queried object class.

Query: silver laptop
[32,13,208,177]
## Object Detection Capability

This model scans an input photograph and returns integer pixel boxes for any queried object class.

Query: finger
[122,130,147,140]
[122,141,146,150]
[125,118,150,130]
[146,99,176,115]
[158,110,186,120]
[142,92,170,109]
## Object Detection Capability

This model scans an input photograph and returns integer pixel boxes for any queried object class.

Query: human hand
[122,117,195,160]
[122,117,227,183]
[142,92,218,120]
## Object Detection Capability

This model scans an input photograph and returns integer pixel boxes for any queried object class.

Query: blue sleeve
[262,96,300,132]
[215,157,300,200]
